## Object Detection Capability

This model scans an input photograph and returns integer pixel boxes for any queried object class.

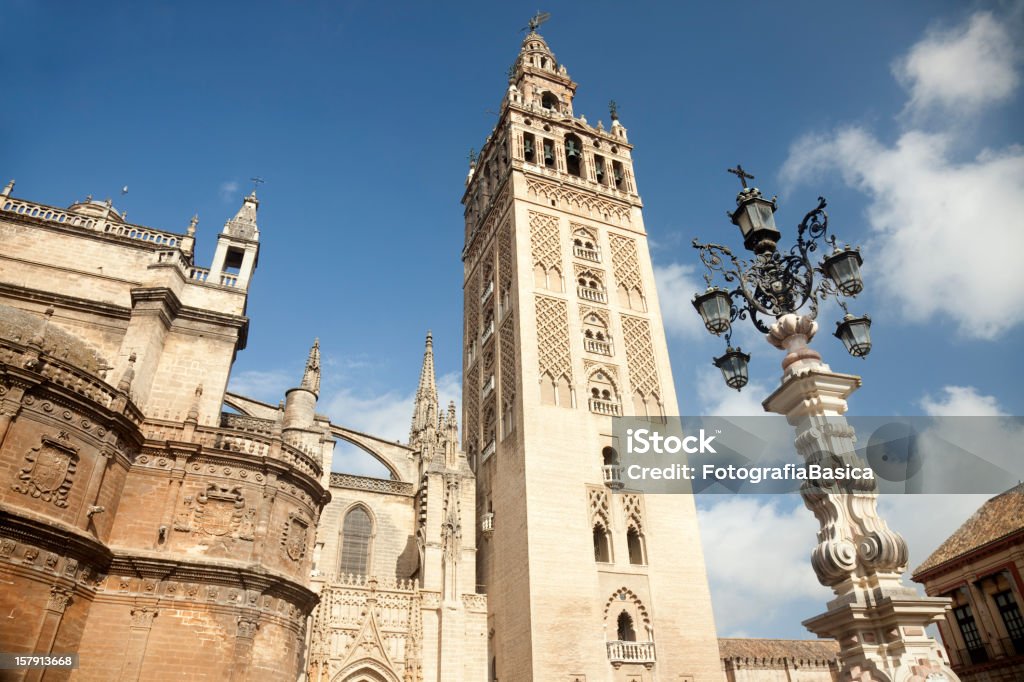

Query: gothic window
[523,132,536,163]
[602,446,619,466]
[593,522,611,563]
[616,611,637,642]
[340,506,373,576]
[583,313,612,355]
[576,271,606,303]
[564,134,583,177]
[588,371,620,416]
[572,227,600,262]
[542,138,555,168]
[594,154,607,185]
[627,526,646,565]
[541,91,558,111]
[612,160,625,189]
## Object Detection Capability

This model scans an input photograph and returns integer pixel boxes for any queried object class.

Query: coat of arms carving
[282,512,309,562]
[193,484,246,537]
[12,433,78,507]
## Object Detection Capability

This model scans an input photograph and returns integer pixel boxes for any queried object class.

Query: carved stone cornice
[0,504,113,569]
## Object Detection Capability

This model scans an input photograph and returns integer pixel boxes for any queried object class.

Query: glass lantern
[691,287,732,335]
[730,188,781,254]
[834,313,872,358]
[823,247,864,296]
[713,347,751,391]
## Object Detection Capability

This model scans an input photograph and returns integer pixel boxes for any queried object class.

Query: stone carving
[12,432,78,507]
[609,234,642,291]
[525,176,631,222]
[237,616,260,639]
[499,316,516,408]
[464,365,479,454]
[194,484,246,537]
[173,495,194,532]
[329,474,414,496]
[535,296,572,382]
[498,220,513,294]
[621,494,644,533]
[621,316,659,398]
[0,538,15,557]
[529,211,561,272]
[47,585,73,613]
[238,508,257,541]
[588,487,610,527]
[282,512,310,562]
[130,607,157,628]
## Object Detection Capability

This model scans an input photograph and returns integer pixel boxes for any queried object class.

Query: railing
[480,280,494,304]
[589,398,621,416]
[584,338,612,355]
[189,266,210,282]
[481,512,494,535]
[602,464,624,490]
[481,321,495,345]
[573,245,601,262]
[578,285,607,303]
[330,473,414,496]
[220,413,275,435]
[482,375,495,399]
[219,272,239,287]
[2,197,181,247]
[607,640,656,665]
[481,439,496,461]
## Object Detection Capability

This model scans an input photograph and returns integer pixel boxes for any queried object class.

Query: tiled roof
[913,483,1024,578]
[719,638,839,664]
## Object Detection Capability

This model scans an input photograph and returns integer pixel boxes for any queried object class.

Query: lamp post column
[763,313,961,682]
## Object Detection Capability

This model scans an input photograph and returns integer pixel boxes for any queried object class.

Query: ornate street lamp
[688,167,959,682]
[690,165,872,389]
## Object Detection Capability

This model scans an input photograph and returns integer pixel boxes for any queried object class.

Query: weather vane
[522,10,550,33]
[250,176,265,193]
[727,164,754,189]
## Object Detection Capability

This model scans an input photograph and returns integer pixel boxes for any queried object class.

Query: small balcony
[481,321,495,345]
[607,640,655,668]
[481,280,494,304]
[589,398,621,416]
[573,245,601,262]
[602,464,624,490]
[481,375,495,399]
[481,512,494,536]
[584,338,613,356]
[577,285,607,303]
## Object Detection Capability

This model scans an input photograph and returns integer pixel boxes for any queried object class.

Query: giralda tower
[461,24,723,682]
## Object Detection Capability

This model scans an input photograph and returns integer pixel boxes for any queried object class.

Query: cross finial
[727,164,754,189]
[609,100,619,121]
[468,148,478,166]
[249,176,265,193]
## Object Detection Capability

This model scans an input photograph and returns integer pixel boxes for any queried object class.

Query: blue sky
[3,1,1022,639]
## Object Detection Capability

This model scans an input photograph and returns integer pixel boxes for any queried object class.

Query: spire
[409,331,439,443]
[300,338,320,396]
[222,191,260,241]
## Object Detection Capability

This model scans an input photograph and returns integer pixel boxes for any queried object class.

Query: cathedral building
[0,22,870,682]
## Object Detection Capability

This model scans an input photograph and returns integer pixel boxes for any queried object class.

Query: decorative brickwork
[535,296,572,382]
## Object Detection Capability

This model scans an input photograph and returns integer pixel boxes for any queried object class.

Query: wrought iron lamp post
[691,165,870,390]
[689,167,961,682]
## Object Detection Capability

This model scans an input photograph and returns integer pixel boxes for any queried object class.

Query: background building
[912,484,1024,682]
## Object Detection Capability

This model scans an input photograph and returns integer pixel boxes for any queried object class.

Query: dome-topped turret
[67,197,126,223]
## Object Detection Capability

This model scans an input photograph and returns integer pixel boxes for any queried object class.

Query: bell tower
[462,24,723,682]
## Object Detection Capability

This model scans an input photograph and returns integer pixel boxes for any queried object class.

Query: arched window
[602,446,619,466]
[564,134,583,177]
[593,522,611,562]
[541,91,558,110]
[340,506,372,576]
[617,611,637,642]
[627,527,645,565]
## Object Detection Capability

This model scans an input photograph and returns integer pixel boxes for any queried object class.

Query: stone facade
[462,31,723,681]
[912,484,1024,682]
[0,187,331,681]
[719,638,840,682]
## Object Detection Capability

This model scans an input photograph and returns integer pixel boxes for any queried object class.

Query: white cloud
[219,180,240,203]
[696,367,768,416]
[877,494,991,575]
[781,9,1024,340]
[322,370,462,444]
[653,262,707,339]
[227,369,292,403]
[697,497,830,635]
[920,385,1008,416]
[894,12,1020,118]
